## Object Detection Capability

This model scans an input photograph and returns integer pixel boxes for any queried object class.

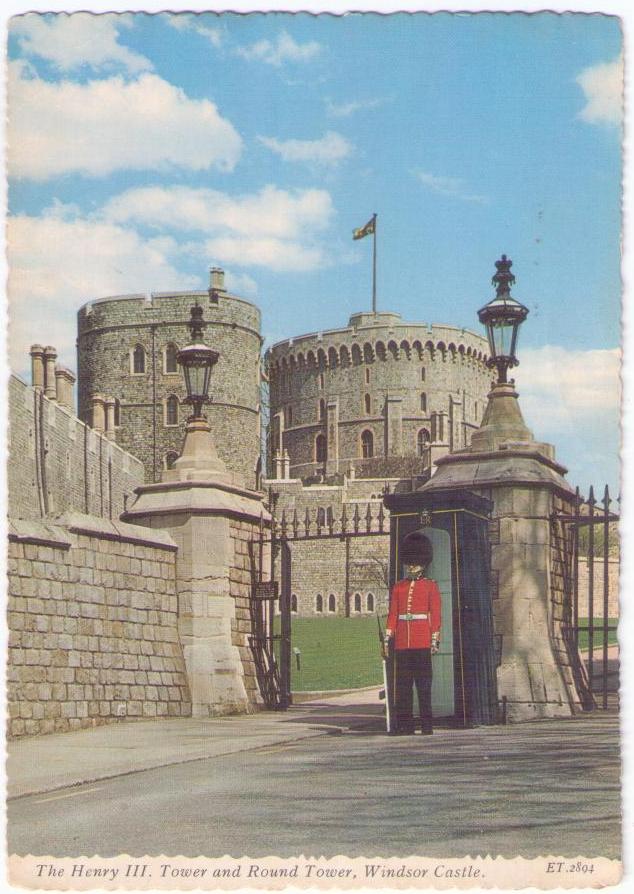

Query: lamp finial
[492,254,516,298]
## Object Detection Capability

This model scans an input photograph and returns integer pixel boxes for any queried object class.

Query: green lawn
[576,618,618,653]
[275,616,386,692]
[273,616,618,692]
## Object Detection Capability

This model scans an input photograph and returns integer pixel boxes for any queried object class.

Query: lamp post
[470,255,533,452]
[478,255,529,384]
[177,303,219,420]
[167,302,227,481]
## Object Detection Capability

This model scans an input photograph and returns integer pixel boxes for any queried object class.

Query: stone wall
[229,518,263,702]
[77,284,261,487]
[8,374,144,522]
[577,558,620,618]
[267,310,491,480]
[7,514,191,738]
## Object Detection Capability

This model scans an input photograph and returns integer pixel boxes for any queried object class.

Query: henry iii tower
[76,269,262,489]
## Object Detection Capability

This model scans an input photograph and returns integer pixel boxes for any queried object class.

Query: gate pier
[123,420,270,717]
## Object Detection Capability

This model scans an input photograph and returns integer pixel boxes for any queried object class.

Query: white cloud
[258,132,352,166]
[325,97,385,118]
[7,61,242,179]
[414,170,488,204]
[576,55,623,126]
[102,184,333,273]
[103,184,333,240]
[516,345,621,427]
[236,31,321,67]
[204,237,323,273]
[10,12,152,73]
[223,271,258,297]
[166,13,222,48]
[7,208,201,371]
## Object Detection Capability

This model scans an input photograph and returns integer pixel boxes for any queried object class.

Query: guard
[384,532,441,735]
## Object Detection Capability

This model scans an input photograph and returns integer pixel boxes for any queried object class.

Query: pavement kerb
[7,728,333,802]
[7,693,384,801]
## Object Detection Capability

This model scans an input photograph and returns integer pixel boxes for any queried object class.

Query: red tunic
[386,578,441,650]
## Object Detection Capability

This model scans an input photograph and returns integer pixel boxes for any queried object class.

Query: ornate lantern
[478,255,529,383]
[177,303,219,420]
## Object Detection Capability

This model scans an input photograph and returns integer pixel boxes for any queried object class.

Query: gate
[249,501,391,710]
[552,485,619,710]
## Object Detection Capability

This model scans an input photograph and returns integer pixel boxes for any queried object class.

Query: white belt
[398,613,428,621]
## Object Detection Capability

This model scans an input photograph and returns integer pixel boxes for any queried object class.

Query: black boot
[421,719,433,735]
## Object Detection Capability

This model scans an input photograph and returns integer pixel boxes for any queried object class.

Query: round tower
[266,311,491,481]
[77,269,262,488]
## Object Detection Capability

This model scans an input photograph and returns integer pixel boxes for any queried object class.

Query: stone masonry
[77,269,262,488]
[8,373,144,522]
[7,514,191,738]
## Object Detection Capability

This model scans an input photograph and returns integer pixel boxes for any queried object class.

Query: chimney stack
[30,344,45,391]
[55,366,76,411]
[209,267,225,292]
[91,394,106,432]
[43,346,58,400]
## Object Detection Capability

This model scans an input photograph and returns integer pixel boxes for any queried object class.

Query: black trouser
[395,648,433,731]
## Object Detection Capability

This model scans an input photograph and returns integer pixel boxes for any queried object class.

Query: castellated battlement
[77,275,262,488]
[266,310,492,482]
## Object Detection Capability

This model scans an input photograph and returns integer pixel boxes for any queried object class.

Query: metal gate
[552,485,619,710]
[249,501,390,710]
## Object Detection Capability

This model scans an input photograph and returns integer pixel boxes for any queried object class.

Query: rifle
[377,613,394,733]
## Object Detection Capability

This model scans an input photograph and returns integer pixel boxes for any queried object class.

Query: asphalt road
[8,713,620,859]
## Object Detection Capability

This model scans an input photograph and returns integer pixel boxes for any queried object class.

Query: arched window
[165,451,179,470]
[318,398,326,421]
[361,430,373,459]
[354,593,361,612]
[291,594,298,613]
[132,344,145,374]
[431,413,437,442]
[474,401,478,420]
[165,394,179,426]
[286,405,293,426]
[319,373,325,390]
[421,367,426,381]
[315,434,327,463]
[420,392,427,413]
[364,393,371,415]
[114,399,121,427]
[417,428,430,456]
[315,594,323,613]
[367,593,375,612]
[365,367,370,385]
[165,343,178,374]
[328,594,336,613]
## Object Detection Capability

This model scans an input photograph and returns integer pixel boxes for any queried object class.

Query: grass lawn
[576,618,618,653]
[275,616,386,692]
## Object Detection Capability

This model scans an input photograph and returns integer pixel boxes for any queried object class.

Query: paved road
[8,711,620,859]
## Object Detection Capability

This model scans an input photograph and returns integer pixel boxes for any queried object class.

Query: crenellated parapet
[266,311,491,482]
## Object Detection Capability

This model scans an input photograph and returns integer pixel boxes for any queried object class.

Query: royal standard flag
[353,216,376,240]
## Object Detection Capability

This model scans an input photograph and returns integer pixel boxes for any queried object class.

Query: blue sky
[5,10,622,494]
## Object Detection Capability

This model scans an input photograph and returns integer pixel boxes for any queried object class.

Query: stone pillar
[91,394,106,432]
[43,346,57,400]
[123,416,271,717]
[282,449,290,480]
[104,397,116,441]
[272,450,283,480]
[30,345,45,391]
[385,393,403,456]
[55,366,76,411]
[325,397,339,476]
[420,379,579,721]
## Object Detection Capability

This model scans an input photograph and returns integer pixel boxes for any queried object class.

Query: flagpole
[372,213,377,314]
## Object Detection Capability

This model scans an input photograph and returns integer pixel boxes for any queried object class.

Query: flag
[353,215,376,240]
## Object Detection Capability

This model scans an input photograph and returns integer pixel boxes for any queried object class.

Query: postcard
[3,3,624,890]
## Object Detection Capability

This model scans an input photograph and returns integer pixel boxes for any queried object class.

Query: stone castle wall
[8,374,144,522]
[7,515,191,738]
[267,311,491,480]
[267,476,407,616]
[77,287,262,488]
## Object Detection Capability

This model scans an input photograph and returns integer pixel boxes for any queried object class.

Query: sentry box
[383,488,498,728]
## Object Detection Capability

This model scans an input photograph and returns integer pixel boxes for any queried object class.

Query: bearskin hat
[400,531,433,567]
